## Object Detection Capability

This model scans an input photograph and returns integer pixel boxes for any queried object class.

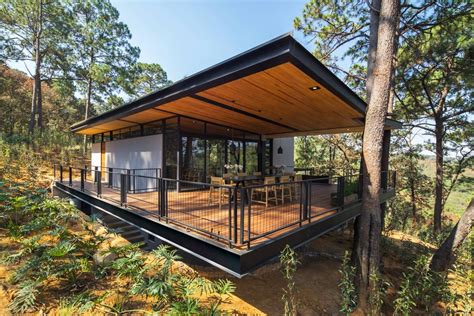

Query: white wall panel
[272,137,295,172]
[105,134,163,170]
[96,134,164,191]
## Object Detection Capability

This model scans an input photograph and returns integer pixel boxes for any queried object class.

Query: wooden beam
[190,94,299,132]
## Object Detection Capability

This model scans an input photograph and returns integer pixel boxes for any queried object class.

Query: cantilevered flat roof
[71,34,400,137]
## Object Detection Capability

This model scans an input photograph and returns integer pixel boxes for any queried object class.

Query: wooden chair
[252,171,262,176]
[292,174,303,199]
[251,176,278,208]
[237,172,247,177]
[279,175,293,203]
[208,176,225,209]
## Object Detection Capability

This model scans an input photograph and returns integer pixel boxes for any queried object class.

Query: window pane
[245,142,258,173]
[181,136,206,183]
[228,140,243,168]
[207,139,225,177]
[143,120,163,135]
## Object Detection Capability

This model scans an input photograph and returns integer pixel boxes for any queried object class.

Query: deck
[69,178,338,249]
[55,170,395,276]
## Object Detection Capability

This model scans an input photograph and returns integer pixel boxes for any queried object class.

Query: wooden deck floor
[71,179,338,249]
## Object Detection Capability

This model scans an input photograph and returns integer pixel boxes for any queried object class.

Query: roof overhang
[71,34,396,137]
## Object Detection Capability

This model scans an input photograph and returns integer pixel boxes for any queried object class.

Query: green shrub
[394,254,452,314]
[280,245,300,316]
[338,251,357,315]
[368,271,391,315]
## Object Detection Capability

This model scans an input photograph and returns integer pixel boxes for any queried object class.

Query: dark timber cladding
[70,34,374,137]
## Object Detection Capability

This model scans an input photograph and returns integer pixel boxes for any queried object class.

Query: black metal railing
[54,164,396,249]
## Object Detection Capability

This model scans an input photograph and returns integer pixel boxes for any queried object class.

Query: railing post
[80,169,85,191]
[84,165,88,181]
[120,173,127,206]
[307,181,312,222]
[59,165,63,183]
[240,187,245,244]
[96,171,102,197]
[68,166,72,186]
[53,165,56,180]
[337,176,345,207]
[233,187,238,244]
[108,168,113,188]
[302,181,309,220]
[157,178,161,217]
[127,169,131,193]
[247,190,251,249]
[164,180,168,222]
[228,188,232,248]
[299,181,303,226]
[133,169,136,193]
[159,178,167,218]
[94,166,98,183]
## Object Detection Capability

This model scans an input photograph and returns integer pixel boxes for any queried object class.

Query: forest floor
[0,162,472,315]
[1,218,470,315]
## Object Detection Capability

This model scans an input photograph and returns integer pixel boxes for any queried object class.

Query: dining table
[223,174,264,187]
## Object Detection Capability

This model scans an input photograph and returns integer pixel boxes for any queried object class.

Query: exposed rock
[92,251,117,265]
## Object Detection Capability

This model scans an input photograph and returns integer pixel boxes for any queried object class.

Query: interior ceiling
[76,62,364,136]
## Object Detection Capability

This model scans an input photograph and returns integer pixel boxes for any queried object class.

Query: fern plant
[9,279,40,314]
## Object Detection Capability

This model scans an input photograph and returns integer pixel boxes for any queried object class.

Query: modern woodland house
[53,34,399,277]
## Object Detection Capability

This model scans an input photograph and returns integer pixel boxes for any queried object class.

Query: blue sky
[111,0,309,81]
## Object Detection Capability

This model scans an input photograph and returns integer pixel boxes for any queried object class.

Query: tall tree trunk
[83,76,93,154]
[29,77,37,133]
[351,0,381,273]
[430,198,473,272]
[434,115,444,234]
[36,65,42,130]
[354,0,399,311]
[366,0,381,103]
[85,76,93,120]
[36,0,43,130]
[28,0,43,133]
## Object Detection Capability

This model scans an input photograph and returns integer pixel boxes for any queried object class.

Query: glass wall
[91,114,265,183]
[178,118,262,182]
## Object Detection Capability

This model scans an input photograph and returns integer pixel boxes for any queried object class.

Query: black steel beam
[240,204,362,273]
